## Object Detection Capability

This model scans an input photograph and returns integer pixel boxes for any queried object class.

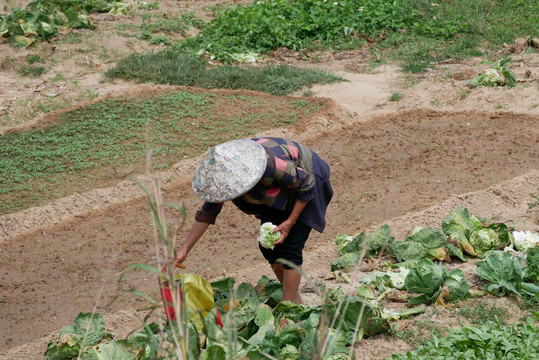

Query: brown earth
[1,106,538,358]
[1,0,539,359]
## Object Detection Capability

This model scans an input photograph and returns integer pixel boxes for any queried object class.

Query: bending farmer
[173,137,333,303]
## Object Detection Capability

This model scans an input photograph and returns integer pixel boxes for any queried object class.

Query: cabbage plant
[476,251,539,297]
[360,267,410,290]
[330,225,394,270]
[404,258,469,306]
[469,228,501,255]
[442,207,512,256]
[469,58,516,88]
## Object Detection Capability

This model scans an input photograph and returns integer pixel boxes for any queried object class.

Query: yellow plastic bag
[159,273,215,330]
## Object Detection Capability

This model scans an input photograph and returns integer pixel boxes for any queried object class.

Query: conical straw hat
[192,139,267,202]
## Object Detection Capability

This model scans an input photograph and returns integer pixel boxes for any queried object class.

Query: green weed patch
[0,90,323,215]
[458,300,510,326]
[379,0,538,71]
[105,51,343,96]
[115,11,204,46]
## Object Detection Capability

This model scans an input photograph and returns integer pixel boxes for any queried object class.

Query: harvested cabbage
[258,222,281,250]
[469,58,516,88]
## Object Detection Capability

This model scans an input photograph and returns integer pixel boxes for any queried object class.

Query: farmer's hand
[161,250,187,273]
[173,249,187,268]
[273,219,294,245]
[272,199,307,246]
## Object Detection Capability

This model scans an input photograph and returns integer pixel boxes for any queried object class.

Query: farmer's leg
[270,263,303,303]
[271,263,284,283]
[259,221,310,303]
[283,266,303,303]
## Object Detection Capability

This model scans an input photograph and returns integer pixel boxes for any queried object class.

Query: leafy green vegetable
[469,58,517,88]
[390,317,539,360]
[442,268,470,304]
[334,225,394,257]
[388,227,450,263]
[332,234,355,256]
[357,285,376,299]
[330,252,363,271]
[330,225,394,270]
[258,222,281,250]
[513,230,539,253]
[476,251,539,297]
[81,340,135,359]
[442,206,480,256]
[179,0,418,62]
[49,270,428,360]
[0,15,9,35]
[280,344,301,360]
[446,243,467,262]
[361,224,394,256]
[524,247,539,284]
[254,303,274,327]
[404,259,469,306]
[329,296,424,340]
[442,206,512,256]
[360,267,410,290]
[469,228,501,255]
[1,0,130,46]
[210,277,235,310]
[44,313,132,359]
[404,259,444,305]
[255,275,283,306]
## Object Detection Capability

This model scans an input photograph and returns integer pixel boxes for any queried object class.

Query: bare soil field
[0,0,538,359]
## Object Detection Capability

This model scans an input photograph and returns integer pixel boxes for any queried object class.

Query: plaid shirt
[195,137,332,232]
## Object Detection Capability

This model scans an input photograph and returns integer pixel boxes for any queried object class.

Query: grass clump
[457,300,510,326]
[380,0,538,71]
[105,50,344,96]
[18,65,47,76]
[0,89,323,214]
[115,11,204,45]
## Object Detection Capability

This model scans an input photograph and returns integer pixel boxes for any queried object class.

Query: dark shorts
[257,207,312,270]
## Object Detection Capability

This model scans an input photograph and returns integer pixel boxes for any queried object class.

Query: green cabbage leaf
[330,225,394,270]
[388,227,449,262]
[404,259,469,305]
[476,251,539,297]
[442,206,512,257]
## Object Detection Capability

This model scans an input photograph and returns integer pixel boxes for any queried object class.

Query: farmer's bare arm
[173,221,210,267]
[273,199,308,245]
